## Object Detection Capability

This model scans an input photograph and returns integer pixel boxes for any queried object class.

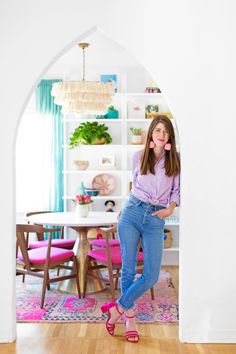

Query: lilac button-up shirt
[131,150,180,207]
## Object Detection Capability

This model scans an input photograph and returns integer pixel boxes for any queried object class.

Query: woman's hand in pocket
[152,207,173,220]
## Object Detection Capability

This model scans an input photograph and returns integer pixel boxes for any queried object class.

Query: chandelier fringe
[52,81,115,95]
[51,81,115,114]
[54,92,113,105]
[62,101,107,114]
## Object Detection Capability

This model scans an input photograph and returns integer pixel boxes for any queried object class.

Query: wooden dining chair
[89,225,120,249]
[25,211,75,250]
[16,224,81,308]
[85,226,154,301]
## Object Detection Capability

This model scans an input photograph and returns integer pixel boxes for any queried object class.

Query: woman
[101,115,180,343]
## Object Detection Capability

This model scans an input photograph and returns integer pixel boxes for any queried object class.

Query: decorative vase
[75,204,89,218]
[105,109,118,119]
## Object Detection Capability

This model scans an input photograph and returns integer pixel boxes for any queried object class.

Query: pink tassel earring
[164,143,171,151]
[149,141,156,148]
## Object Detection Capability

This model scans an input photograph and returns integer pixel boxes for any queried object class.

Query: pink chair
[26,211,76,250]
[16,224,80,308]
[89,226,120,249]
[86,226,154,301]
[90,238,120,248]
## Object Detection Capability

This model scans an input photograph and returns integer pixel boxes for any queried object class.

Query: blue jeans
[117,194,165,310]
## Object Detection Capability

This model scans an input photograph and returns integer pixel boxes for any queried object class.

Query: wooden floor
[1,266,236,354]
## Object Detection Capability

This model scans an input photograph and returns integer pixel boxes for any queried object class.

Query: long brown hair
[140,115,180,177]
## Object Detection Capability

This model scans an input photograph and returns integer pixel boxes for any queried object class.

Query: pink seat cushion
[18,247,74,265]
[90,239,120,248]
[88,247,143,265]
[29,239,75,249]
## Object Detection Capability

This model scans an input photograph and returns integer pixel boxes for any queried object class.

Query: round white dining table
[27,211,118,297]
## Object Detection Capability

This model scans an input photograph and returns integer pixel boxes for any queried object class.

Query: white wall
[1,0,236,343]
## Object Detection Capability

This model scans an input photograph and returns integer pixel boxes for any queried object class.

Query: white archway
[15,24,181,338]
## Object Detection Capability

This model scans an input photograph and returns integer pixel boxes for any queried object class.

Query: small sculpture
[105,200,115,212]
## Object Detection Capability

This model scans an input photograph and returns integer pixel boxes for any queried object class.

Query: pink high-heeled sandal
[125,313,139,343]
[101,301,124,336]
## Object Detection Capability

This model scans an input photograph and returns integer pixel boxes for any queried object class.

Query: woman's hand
[152,204,176,220]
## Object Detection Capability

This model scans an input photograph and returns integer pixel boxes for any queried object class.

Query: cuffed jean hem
[117,299,135,311]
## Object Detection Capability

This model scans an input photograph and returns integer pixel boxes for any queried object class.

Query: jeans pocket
[151,214,165,227]
[125,200,137,208]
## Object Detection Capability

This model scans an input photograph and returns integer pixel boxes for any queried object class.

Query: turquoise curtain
[35,80,64,238]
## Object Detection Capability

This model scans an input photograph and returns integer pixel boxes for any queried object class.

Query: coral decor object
[92,174,116,196]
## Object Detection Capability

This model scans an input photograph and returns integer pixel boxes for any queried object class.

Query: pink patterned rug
[16,270,178,323]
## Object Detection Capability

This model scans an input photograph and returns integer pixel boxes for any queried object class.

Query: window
[16,95,53,212]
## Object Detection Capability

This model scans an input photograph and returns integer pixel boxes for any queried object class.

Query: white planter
[75,204,89,218]
[131,135,142,145]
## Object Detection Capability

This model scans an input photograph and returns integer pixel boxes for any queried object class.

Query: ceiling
[46,31,144,79]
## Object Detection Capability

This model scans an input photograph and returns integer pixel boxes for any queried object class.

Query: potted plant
[69,121,112,148]
[145,104,159,119]
[105,105,119,119]
[130,127,142,145]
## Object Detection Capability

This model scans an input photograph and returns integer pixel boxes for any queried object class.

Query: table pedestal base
[58,227,106,296]
[58,272,105,295]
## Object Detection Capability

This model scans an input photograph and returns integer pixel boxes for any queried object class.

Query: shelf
[165,216,179,225]
[115,92,163,97]
[63,118,125,122]
[127,144,144,148]
[127,119,154,122]
[63,118,173,123]
[63,144,123,149]
[163,247,179,252]
[63,196,124,200]
[63,169,127,174]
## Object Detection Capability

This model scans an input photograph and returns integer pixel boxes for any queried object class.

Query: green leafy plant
[108,105,115,110]
[145,104,159,113]
[130,127,142,136]
[69,121,112,148]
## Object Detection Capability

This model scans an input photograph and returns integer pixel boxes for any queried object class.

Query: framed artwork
[98,154,116,169]
[100,74,118,92]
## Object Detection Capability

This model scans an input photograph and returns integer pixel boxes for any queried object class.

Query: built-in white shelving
[63,91,180,265]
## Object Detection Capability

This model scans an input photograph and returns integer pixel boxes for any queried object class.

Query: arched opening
[16,26,180,328]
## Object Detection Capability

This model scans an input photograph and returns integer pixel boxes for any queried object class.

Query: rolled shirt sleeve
[169,173,180,206]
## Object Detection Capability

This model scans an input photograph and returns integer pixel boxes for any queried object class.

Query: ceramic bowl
[73,160,89,170]
[84,188,100,196]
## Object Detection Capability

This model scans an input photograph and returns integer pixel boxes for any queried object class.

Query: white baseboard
[180,330,236,343]
[0,329,16,343]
